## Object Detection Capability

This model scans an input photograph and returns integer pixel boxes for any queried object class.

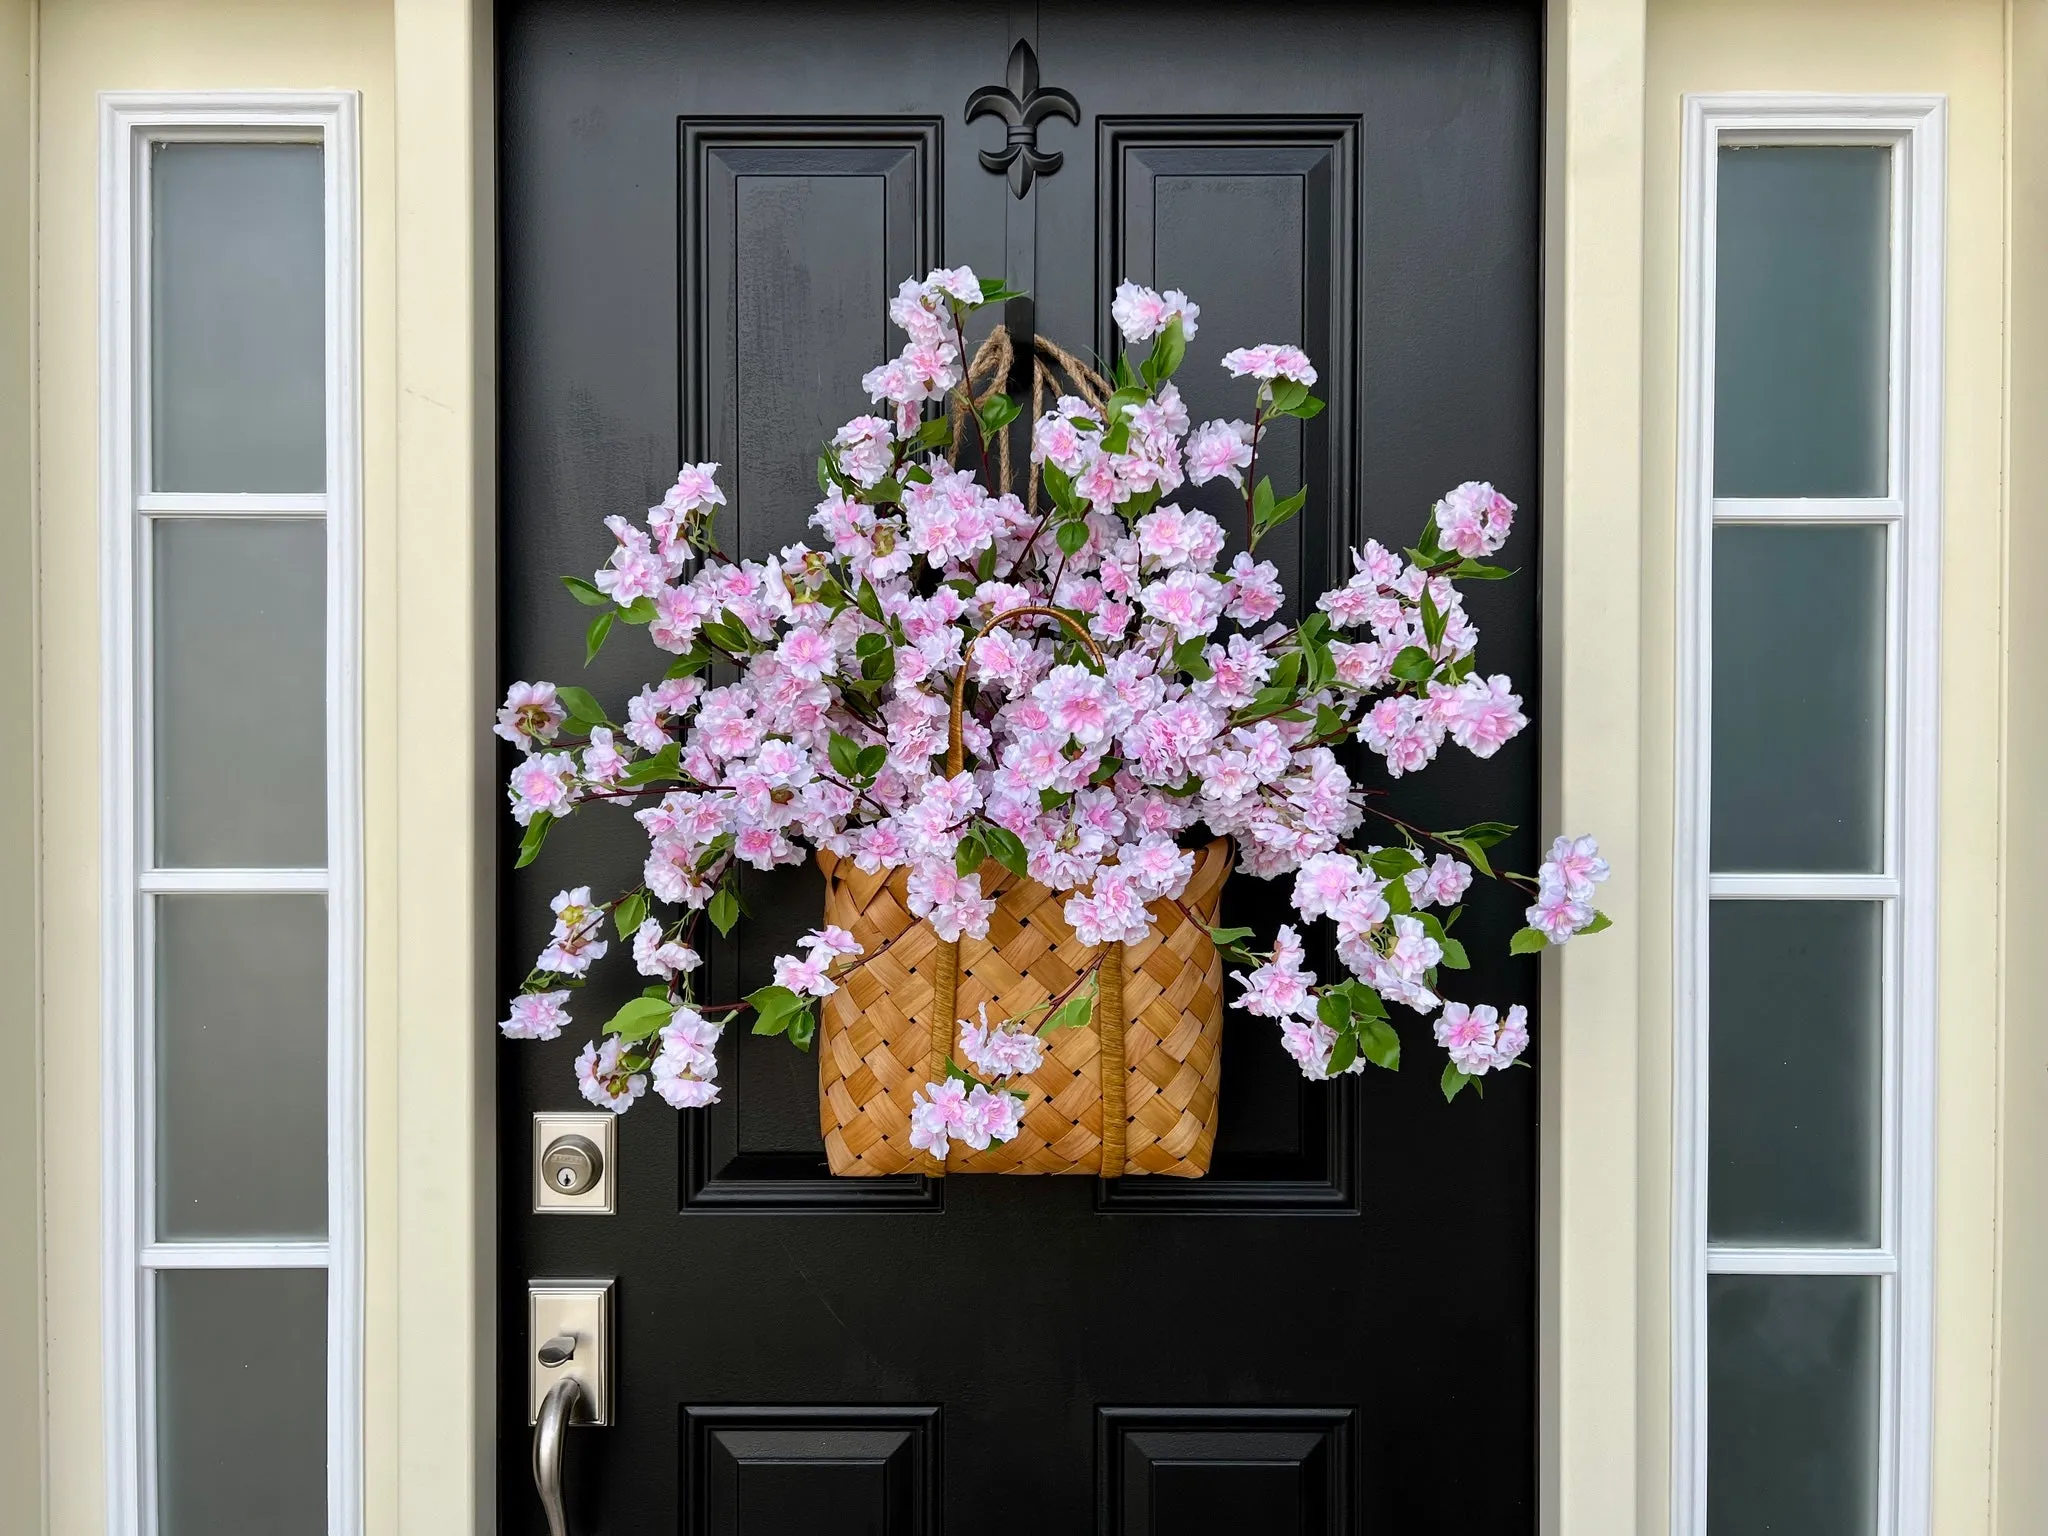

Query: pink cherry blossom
[496,681,567,748]
[576,1037,647,1113]
[501,991,571,1041]
[1432,481,1515,559]
[1110,280,1202,343]
[1541,834,1610,901]
[959,1005,1047,1080]
[1526,882,1594,943]
[1220,343,1318,386]
[1184,418,1255,488]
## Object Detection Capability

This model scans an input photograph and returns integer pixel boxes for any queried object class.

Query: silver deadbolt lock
[542,1134,603,1195]
[532,1112,615,1214]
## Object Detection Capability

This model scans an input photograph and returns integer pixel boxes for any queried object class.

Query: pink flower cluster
[498,268,1613,1116]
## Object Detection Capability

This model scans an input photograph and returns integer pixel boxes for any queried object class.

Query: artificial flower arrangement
[497,266,1610,1173]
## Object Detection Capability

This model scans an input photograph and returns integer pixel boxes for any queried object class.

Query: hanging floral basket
[817,837,1231,1177]
[493,265,1616,1178]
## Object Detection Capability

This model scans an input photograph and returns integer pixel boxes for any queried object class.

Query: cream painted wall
[0,0,42,1531]
[1994,2,2048,1531]
[33,2,398,1532]
[1642,1,2011,1531]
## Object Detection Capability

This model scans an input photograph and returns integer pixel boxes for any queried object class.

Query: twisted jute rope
[926,327,1125,1176]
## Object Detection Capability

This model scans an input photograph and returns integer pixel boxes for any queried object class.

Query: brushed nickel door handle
[533,1374,585,1536]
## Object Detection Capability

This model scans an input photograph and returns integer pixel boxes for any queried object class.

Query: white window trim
[99,91,362,1536]
[1672,93,1944,1536]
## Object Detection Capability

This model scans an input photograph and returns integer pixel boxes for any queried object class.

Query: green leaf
[1390,646,1435,684]
[907,415,953,452]
[1359,1016,1402,1071]
[1206,925,1258,947]
[1453,559,1513,580]
[828,731,862,780]
[620,595,657,626]
[708,886,741,937]
[620,743,680,787]
[977,392,1022,436]
[746,984,803,1027]
[584,610,615,666]
[1441,1061,1475,1102]
[562,574,611,608]
[855,743,888,780]
[1437,936,1470,970]
[1454,820,1517,847]
[1317,990,1351,1030]
[557,685,606,728]
[1171,635,1213,681]
[1286,393,1326,420]
[1581,910,1614,935]
[1267,378,1309,414]
[788,1008,816,1051]
[977,276,1027,304]
[1251,487,1307,547]
[1039,787,1073,812]
[856,580,886,623]
[981,824,1030,879]
[1040,460,1078,517]
[1383,878,1413,916]
[955,830,987,877]
[861,647,896,684]
[1510,926,1552,955]
[750,1009,792,1037]
[514,810,553,870]
[1447,838,1495,878]
[606,995,674,1044]
[1040,986,1096,1038]
[614,891,648,941]
[1326,1030,1358,1077]
[1141,313,1187,388]
[1055,519,1091,557]
[1420,586,1447,649]
[1366,847,1421,879]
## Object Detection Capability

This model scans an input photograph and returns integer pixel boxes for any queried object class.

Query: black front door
[498,4,1541,1529]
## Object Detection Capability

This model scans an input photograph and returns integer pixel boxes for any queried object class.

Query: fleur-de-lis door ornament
[965,38,1080,198]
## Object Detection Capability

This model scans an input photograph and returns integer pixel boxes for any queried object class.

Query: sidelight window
[1673,97,1944,1536]
[100,94,361,1536]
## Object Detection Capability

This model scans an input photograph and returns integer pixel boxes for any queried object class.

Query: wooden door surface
[498,4,1542,1528]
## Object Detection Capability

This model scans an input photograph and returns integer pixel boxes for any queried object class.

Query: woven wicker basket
[816,838,1232,1177]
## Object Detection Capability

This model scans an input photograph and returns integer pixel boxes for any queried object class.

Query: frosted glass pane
[153,518,326,868]
[1711,524,1885,873]
[157,1269,326,1536]
[156,895,327,1240]
[1708,1274,1879,1536]
[1709,901,1882,1244]
[1715,146,1890,497]
[151,142,325,491]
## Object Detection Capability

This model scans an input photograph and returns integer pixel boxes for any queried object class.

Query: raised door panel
[1095,122,1364,1213]
[1100,1408,1355,1535]
[686,1407,940,1536]
[678,122,942,1209]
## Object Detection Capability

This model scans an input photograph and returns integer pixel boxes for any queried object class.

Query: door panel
[499,4,1540,1529]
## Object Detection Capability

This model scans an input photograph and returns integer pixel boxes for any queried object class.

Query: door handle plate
[529,1279,614,1425]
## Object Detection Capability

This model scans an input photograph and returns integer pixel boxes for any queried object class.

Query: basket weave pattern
[817,839,1232,1177]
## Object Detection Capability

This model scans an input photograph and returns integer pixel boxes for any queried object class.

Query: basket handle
[945,605,1104,776]
[928,605,1124,1176]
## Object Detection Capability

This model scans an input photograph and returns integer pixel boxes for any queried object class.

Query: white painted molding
[1671,93,1944,1536]
[99,89,363,1536]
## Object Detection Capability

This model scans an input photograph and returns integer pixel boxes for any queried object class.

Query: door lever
[537,1333,577,1368]
[534,1374,584,1536]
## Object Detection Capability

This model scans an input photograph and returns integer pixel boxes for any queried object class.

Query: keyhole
[556,1165,578,1190]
